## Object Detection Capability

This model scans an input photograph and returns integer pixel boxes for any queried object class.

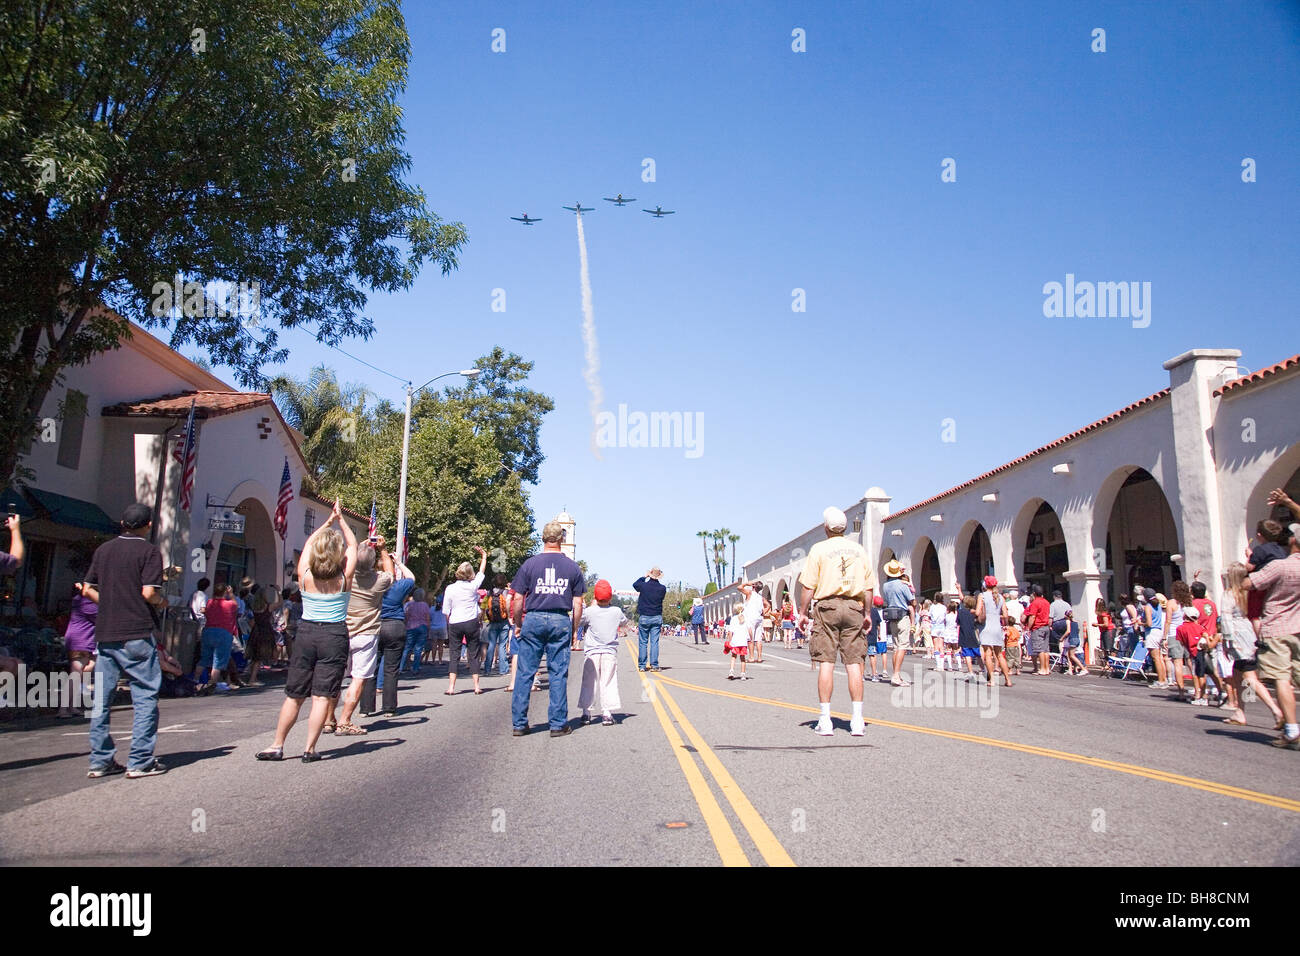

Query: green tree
[442,348,555,485]
[0,0,466,483]
[697,530,714,587]
[270,366,371,493]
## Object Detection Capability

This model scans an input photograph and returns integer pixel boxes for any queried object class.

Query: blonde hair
[309,528,345,580]
[1224,562,1250,615]
[733,601,745,621]
[456,561,474,581]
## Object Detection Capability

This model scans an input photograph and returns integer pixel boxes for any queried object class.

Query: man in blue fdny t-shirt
[509,521,585,736]
[632,567,668,670]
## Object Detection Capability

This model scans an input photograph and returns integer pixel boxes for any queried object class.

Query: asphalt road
[1,633,1297,866]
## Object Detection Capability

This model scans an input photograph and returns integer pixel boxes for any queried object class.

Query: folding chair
[1107,644,1153,682]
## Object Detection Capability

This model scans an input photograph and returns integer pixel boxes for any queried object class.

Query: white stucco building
[3,321,368,642]
[703,349,1300,631]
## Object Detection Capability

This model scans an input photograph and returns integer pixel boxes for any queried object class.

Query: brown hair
[1170,580,1193,608]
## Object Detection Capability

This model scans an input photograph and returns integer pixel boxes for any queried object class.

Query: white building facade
[702,349,1300,632]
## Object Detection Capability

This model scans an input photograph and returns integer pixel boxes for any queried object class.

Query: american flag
[273,458,293,541]
[368,500,377,539]
[174,399,198,511]
[401,518,409,563]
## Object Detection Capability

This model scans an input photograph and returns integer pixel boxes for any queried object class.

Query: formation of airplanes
[513,194,677,224]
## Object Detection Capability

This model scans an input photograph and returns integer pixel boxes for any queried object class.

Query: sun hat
[884,559,905,578]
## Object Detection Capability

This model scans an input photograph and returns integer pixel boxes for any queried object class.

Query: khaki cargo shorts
[1257,633,1300,685]
[810,597,867,666]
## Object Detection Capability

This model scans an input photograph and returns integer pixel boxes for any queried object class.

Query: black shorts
[285,619,349,699]
[1193,652,1215,679]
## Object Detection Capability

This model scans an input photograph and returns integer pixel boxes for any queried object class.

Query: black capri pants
[285,620,349,699]
[448,618,483,675]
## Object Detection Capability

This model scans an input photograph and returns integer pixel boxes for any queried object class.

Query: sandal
[335,722,367,736]
[473,689,483,695]
[322,721,336,735]
[255,747,284,761]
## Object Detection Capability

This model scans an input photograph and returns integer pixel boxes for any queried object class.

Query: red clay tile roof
[1214,354,1300,397]
[301,490,369,524]
[101,390,272,418]
[884,389,1172,522]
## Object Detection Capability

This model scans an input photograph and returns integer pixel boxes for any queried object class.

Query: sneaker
[849,719,865,736]
[87,761,126,779]
[601,714,615,726]
[740,674,751,681]
[125,760,168,779]
[1271,735,1300,750]
[1190,698,1208,706]
[512,726,529,736]
[814,719,834,737]
[550,725,572,737]
[726,674,736,680]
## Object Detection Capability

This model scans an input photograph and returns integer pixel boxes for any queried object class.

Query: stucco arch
[1090,465,1180,570]
[1009,496,1073,598]
[910,536,942,598]
[1245,441,1300,533]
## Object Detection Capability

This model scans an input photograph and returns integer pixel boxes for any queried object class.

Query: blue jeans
[402,625,428,672]
[90,638,161,771]
[511,612,572,731]
[485,621,511,675]
[638,614,663,669]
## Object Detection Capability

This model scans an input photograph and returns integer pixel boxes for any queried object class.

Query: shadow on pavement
[157,745,236,769]
[0,749,90,773]
[322,738,404,760]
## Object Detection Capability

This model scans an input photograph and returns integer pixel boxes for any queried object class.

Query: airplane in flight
[603,194,636,206]
[510,214,542,225]
[562,202,595,215]
[642,205,676,217]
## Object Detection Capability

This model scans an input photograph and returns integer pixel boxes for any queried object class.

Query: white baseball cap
[822,506,847,531]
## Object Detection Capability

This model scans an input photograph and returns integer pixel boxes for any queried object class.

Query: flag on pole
[176,399,198,512]
[401,518,409,563]
[274,458,293,541]
[368,500,377,539]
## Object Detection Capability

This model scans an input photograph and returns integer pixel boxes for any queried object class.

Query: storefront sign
[208,511,245,533]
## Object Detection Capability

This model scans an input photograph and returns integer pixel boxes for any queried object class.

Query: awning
[22,487,119,535]
[0,487,36,518]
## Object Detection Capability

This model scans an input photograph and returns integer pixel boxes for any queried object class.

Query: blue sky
[260,1,1300,589]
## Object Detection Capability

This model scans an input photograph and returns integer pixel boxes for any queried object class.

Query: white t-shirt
[727,619,749,648]
[582,603,626,656]
[928,603,946,634]
[1004,598,1025,625]
[744,591,764,631]
[943,610,959,642]
[443,572,486,625]
[190,590,208,626]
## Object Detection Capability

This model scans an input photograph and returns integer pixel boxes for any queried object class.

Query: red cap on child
[594,579,613,601]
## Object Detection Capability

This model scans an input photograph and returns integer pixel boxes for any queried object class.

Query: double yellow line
[629,641,795,866]
[652,672,1300,815]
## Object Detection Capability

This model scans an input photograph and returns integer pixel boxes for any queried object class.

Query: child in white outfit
[579,580,625,726]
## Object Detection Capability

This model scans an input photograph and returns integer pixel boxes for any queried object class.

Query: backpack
[486,591,510,623]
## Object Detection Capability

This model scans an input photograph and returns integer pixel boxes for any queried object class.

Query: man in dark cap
[76,503,169,778]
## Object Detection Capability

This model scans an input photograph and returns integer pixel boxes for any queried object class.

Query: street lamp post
[396,368,481,561]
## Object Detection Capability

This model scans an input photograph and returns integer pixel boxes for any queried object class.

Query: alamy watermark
[150,274,261,322]
[889,664,1000,718]
[1042,273,1150,328]
[594,404,703,459]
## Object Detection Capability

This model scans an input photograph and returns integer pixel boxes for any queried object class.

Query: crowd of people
[11,480,1297,778]
[704,495,1299,749]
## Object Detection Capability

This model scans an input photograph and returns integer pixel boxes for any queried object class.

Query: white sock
[820,703,831,720]
[852,701,863,720]
[1287,723,1299,739]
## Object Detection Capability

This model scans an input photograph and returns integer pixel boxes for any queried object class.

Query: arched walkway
[1011,498,1071,601]
[911,537,942,599]
[1097,467,1180,601]
[955,520,993,594]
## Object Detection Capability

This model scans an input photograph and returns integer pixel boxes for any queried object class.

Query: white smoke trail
[575,211,604,458]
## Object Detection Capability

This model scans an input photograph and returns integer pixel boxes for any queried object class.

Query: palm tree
[269,366,371,493]
[712,528,729,585]
[697,530,714,586]
[728,533,739,583]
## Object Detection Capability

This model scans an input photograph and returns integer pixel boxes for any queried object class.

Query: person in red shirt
[1024,585,1053,676]
[1190,577,1218,637]
[1175,606,1207,703]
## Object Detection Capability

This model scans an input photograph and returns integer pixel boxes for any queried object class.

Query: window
[57,390,88,469]
[852,517,862,533]
[215,530,255,589]
[304,508,315,535]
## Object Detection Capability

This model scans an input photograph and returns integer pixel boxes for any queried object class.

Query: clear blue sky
[260,1,1300,589]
